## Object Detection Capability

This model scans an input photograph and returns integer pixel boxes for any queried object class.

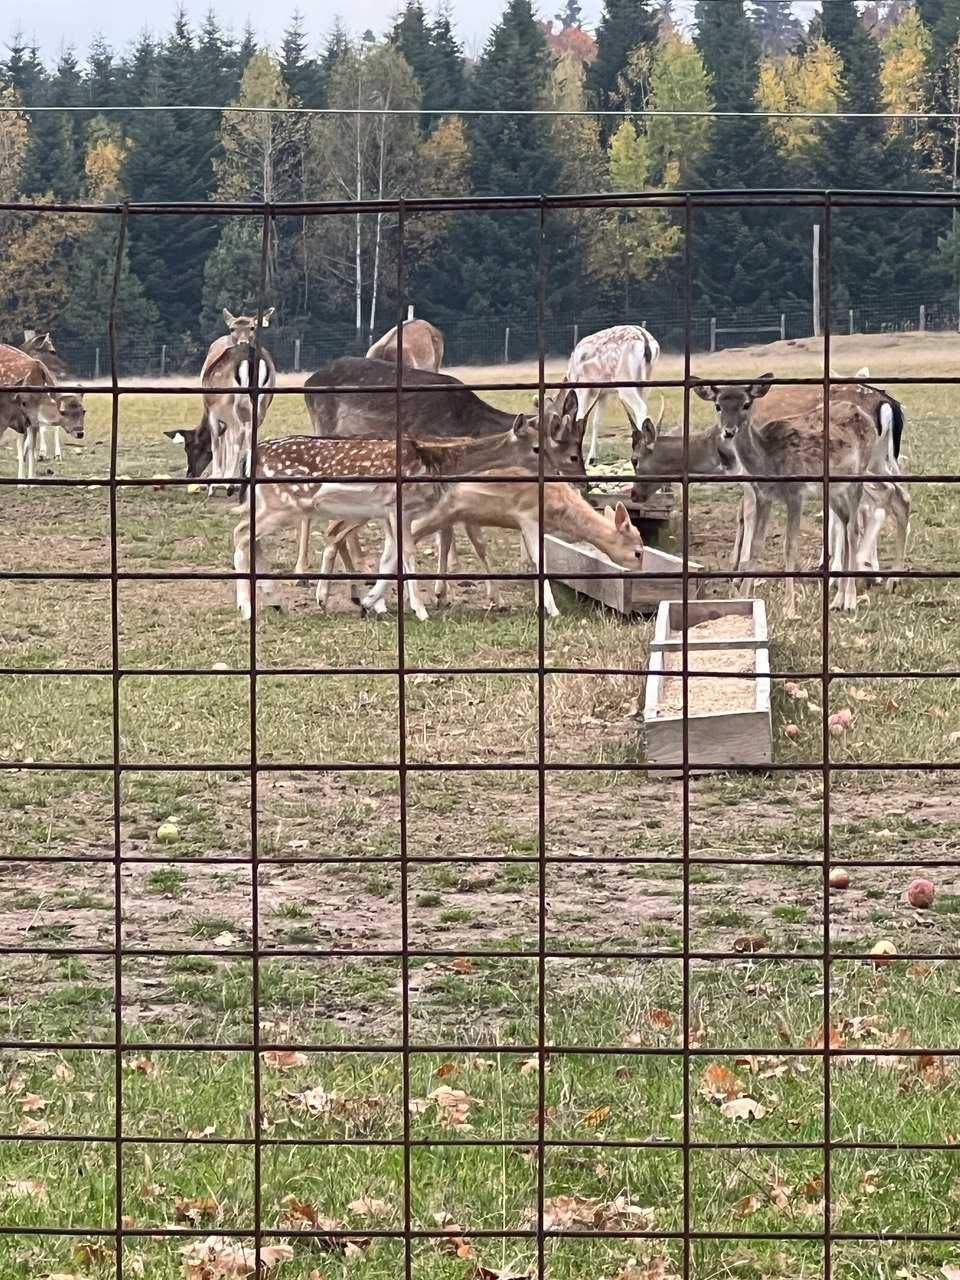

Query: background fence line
[27,287,959,380]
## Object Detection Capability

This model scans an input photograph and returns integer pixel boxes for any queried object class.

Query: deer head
[165,426,212,478]
[601,501,645,568]
[629,397,666,503]
[55,392,85,438]
[223,308,275,345]
[693,374,773,441]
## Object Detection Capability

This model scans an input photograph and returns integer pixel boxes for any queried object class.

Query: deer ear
[638,417,657,450]
[511,413,532,440]
[260,307,275,327]
[614,501,631,531]
[561,387,579,419]
[855,366,870,378]
[602,504,615,524]
[692,382,718,402]
[223,309,236,329]
[750,373,774,398]
[23,329,36,343]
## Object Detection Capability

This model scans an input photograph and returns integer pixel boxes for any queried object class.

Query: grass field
[0,331,958,1278]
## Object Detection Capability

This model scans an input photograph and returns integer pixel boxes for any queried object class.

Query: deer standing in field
[20,331,85,463]
[565,324,661,465]
[233,423,561,622]
[366,318,444,371]
[0,344,85,483]
[201,308,276,492]
[694,376,891,615]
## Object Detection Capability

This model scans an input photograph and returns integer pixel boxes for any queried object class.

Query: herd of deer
[0,313,911,622]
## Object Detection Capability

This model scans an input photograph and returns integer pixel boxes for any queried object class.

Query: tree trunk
[367,88,392,345]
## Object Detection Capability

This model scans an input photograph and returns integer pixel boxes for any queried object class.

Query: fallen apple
[156,820,180,845]
[869,940,897,968]
[784,723,801,739]
[906,877,935,909]
[829,867,849,890]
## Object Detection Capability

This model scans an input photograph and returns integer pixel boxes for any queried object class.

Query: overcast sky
[10,0,822,64]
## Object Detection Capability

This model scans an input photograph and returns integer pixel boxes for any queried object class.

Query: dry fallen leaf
[5,1178,47,1203]
[699,1064,744,1102]
[19,1094,46,1114]
[348,1197,391,1220]
[720,1096,767,1121]
[262,1051,309,1070]
[646,1008,675,1030]
[847,687,876,703]
[733,935,768,954]
[175,1195,221,1225]
[434,1063,458,1079]
[518,1056,541,1075]
[580,1104,611,1129]
[180,1237,294,1278]
[451,958,474,975]
[73,1242,114,1266]
[736,1194,762,1218]
[127,1057,156,1075]
[805,1023,845,1051]
[53,1062,75,1084]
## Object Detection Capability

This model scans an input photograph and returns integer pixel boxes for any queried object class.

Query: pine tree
[587,0,659,133]
[195,11,239,106]
[280,12,323,104]
[427,8,467,113]
[86,35,118,107]
[692,0,799,309]
[317,21,351,105]
[750,0,804,57]
[811,0,942,306]
[555,0,583,27]
[435,0,576,322]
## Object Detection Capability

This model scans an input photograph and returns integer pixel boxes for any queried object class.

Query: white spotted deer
[565,324,661,465]
[233,422,555,622]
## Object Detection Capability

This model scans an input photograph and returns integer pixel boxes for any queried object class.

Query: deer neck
[548,485,624,557]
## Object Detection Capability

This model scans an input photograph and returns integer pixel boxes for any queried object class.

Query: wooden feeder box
[643,598,772,772]
[543,536,703,616]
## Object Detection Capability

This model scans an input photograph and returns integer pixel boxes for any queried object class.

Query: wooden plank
[543,535,703,615]
[642,597,773,773]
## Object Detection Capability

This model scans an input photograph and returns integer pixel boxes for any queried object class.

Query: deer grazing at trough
[366,318,444,371]
[20,331,85,463]
[311,405,587,610]
[405,471,645,618]
[196,308,276,492]
[298,358,587,592]
[693,376,892,615]
[233,422,557,622]
[565,324,661,465]
[0,344,84,482]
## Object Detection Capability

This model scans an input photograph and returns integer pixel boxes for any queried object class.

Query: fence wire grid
[0,186,958,1280]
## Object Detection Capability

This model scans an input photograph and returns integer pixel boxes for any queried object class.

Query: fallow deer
[406,470,645,618]
[0,344,84,483]
[201,307,276,492]
[693,376,890,615]
[20,330,85,463]
[366,318,444,371]
[565,324,661,465]
[233,422,554,622]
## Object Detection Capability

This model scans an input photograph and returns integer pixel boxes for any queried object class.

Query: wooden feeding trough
[584,485,674,543]
[643,598,772,772]
[543,535,703,616]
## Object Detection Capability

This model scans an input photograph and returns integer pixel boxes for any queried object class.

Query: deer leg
[519,519,558,617]
[581,389,603,465]
[885,482,911,591]
[361,521,399,616]
[735,485,762,594]
[53,423,62,462]
[464,522,501,606]
[233,503,290,620]
[400,512,430,622]
[434,527,454,603]
[37,422,48,462]
[782,489,804,619]
[294,518,312,585]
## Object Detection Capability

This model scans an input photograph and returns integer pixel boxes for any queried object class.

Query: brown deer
[405,471,645,618]
[0,344,84,482]
[366,318,444,370]
[200,308,276,492]
[20,330,85,463]
[693,376,890,615]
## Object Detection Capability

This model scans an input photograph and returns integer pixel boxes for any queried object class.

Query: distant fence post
[160,343,167,377]
[919,303,926,332]
[406,304,415,321]
[94,347,100,380]
[573,323,579,349]
[779,313,786,341]
[504,326,511,364]
[293,338,301,372]
[848,309,854,335]
[709,317,717,353]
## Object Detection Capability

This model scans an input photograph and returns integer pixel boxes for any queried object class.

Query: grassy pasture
[0,332,958,1278]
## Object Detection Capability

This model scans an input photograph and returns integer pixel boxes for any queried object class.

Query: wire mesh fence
[0,187,958,1280]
